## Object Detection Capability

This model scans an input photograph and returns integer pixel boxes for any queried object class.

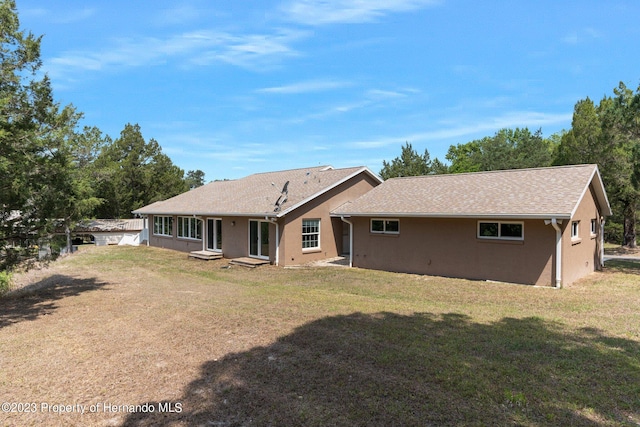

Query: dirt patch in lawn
[1,246,639,426]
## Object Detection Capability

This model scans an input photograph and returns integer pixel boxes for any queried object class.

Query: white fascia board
[135,211,277,218]
[330,212,573,220]
[569,166,613,219]
[276,167,382,218]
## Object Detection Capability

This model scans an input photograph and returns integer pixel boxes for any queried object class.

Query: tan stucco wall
[280,174,380,266]
[148,215,260,259]
[146,172,379,264]
[561,185,602,285]
[350,217,556,286]
[148,215,203,252]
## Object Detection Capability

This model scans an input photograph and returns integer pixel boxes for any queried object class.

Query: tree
[554,82,640,247]
[185,169,206,189]
[94,124,187,218]
[380,142,432,179]
[0,0,80,268]
[446,128,556,173]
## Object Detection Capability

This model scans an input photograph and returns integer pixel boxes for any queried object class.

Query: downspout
[266,217,279,266]
[144,215,149,246]
[600,216,606,270]
[545,218,563,288]
[340,216,353,268]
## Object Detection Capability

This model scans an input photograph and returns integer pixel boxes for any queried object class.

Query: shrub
[0,270,12,296]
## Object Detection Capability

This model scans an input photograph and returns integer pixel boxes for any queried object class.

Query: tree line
[0,1,203,270]
[380,82,640,247]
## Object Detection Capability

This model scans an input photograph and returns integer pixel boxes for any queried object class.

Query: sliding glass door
[249,220,269,259]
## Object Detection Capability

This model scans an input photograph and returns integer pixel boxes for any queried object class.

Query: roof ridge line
[388,164,596,180]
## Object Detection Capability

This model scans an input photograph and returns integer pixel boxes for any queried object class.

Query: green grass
[2,245,639,426]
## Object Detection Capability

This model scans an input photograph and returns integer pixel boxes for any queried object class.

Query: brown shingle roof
[333,164,611,219]
[132,165,379,217]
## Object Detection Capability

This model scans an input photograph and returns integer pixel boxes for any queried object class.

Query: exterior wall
[148,215,204,252]
[148,215,250,257]
[145,172,379,264]
[562,184,602,285]
[350,217,556,286]
[280,174,380,266]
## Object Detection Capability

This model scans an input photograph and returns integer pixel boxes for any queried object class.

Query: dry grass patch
[1,246,639,426]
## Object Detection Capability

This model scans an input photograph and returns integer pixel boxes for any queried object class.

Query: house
[332,164,611,287]
[132,166,382,266]
[73,219,145,246]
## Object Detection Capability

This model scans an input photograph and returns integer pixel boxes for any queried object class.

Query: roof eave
[276,167,383,218]
[330,212,573,220]
[131,211,278,218]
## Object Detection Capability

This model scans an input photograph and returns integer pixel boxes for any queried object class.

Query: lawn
[1,246,639,426]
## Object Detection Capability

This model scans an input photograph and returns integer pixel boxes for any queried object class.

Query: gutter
[340,216,353,268]
[600,216,606,270]
[265,217,279,266]
[545,218,563,288]
[330,212,572,220]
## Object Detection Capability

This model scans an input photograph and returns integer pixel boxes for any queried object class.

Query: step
[189,250,224,260]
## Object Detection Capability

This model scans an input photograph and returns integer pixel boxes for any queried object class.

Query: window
[302,219,320,250]
[477,221,523,240]
[571,221,580,240]
[371,219,400,234]
[178,216,202,240]
[153,216,173,236]
[591,219,597,236]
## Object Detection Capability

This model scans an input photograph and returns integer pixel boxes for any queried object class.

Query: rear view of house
[333,164,611,287]
[133,166,381,266]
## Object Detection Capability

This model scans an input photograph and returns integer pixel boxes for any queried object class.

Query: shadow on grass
[0,275,109,329]
[604,259,640,274]
[123,312,640,427]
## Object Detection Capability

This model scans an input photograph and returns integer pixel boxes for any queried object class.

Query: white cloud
[257,79,351,94]
[282,0,440,25]
[46,29,306,81]
[562,27,602,45]
[349,111,573,149]
[22,7,96,24]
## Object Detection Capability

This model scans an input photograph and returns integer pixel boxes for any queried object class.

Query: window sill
[302,248,321,254]
[177,237,202,242]
[571,238,582,245]
[154,234,173,238]
[477,238,524,245]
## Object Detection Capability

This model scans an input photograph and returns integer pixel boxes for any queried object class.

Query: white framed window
[477,221,524,241]
[371,219,400,234]
[590,219,597,236]
[178,216,202,240]
[153,216,173,236]
[302,219,320,250]
[571,221,580,240]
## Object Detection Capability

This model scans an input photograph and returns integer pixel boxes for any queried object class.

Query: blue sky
[16,0,640,181]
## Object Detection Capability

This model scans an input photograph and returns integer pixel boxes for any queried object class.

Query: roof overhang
[572,166,612,217]
[331,212,574,220]
[134,211,278,218]
[275,166,383,218]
